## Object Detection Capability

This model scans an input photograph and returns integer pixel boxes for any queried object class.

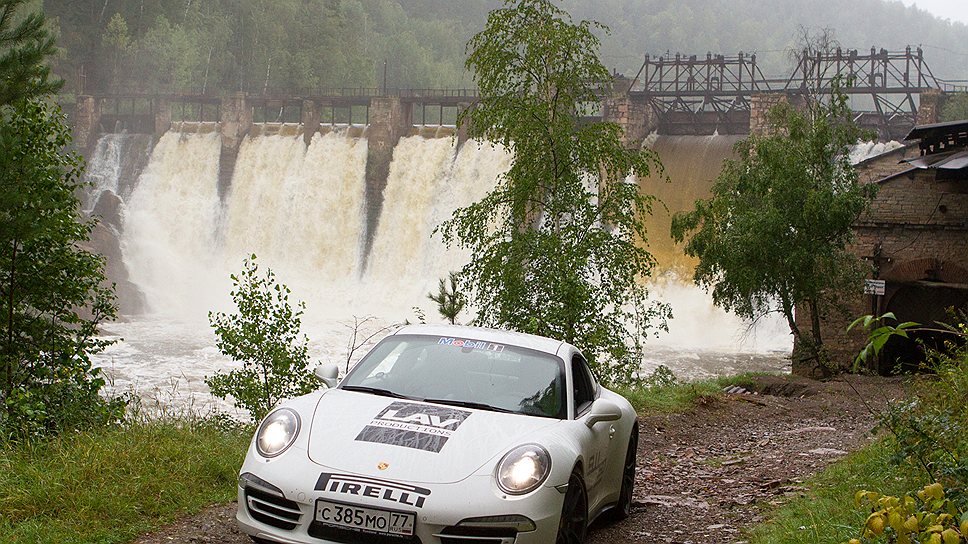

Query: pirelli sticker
[355,401,471,453]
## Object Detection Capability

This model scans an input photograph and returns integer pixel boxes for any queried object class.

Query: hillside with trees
[43,0,968,96]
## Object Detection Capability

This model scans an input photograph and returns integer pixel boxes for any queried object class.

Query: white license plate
[315,499,416,536]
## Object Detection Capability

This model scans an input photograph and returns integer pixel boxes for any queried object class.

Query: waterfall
[90,129,797,411]
[121,131,224,318]
[83,133,154,212]
[638,135,792,359]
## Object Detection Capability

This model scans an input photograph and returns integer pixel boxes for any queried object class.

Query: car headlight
[495,444,551,495]
[256,408,300,458]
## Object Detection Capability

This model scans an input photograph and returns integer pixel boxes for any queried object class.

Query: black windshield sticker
[355,401,471,453]
[437,337,504,352]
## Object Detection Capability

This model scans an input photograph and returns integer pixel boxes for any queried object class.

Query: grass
[614,371,770,415]
[747,439,926,544]
[0,418,251,544]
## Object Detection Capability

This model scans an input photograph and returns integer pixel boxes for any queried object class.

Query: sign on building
[864,279,886,296]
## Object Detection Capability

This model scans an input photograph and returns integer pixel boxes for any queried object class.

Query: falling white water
[850,140,904,165]
[364,136,458,306]
[83,133,154,212]
[121,132,224,318]
[84,134,126,211]
[429,140,512,276]
[222,131,368,304]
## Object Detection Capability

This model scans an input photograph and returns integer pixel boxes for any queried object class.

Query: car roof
[392,324,566,356]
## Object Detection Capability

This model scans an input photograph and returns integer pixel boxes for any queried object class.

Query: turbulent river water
[85,128,794,415]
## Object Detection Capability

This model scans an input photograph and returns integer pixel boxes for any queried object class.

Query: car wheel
[609,422,639,521]
[556,469,588,544]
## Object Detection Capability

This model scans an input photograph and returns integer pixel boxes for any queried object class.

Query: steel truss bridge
[88,47,964,140]
[625,46,965,138]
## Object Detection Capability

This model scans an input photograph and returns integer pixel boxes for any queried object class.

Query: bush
[846,484,967,543]
[842,312,968,542]
[206,256,319,422]
[876,318,968,506]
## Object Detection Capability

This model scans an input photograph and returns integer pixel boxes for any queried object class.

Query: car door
[571,354,614,515]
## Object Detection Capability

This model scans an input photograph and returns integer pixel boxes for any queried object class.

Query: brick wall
[794,153,968,374]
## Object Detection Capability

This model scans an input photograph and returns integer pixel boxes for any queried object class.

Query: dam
[76,47,952,409]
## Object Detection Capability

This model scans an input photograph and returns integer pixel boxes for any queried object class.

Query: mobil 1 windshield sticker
[355,401,471,453]
[437,336,504,352]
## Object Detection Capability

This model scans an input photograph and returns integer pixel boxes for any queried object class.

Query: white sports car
[236,324,639,544]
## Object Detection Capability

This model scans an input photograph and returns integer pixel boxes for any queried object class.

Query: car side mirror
[585,398,622,428]
[314,363,339,388]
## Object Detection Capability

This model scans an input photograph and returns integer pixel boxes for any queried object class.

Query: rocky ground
[131,374,906,544]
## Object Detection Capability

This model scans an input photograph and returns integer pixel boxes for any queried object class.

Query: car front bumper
[236,447,565,544]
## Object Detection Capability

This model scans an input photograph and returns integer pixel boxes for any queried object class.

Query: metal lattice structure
[627,46,952,138]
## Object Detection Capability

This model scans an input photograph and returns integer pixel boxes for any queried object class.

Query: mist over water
[92,130,792,412]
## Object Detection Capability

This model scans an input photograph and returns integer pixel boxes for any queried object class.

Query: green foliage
[941,94,968,123]
[0,0,61,105]
[428,271,466,325]
[0,418,249,543]
[100,13,130,91]
[643,364,678,388]
[846,484,967,543]
[43,0,968,96]
[206,256,319,422]
[876,319,968,501]
[440,0,668,385]
[832,314,968,543]
[672,85,874,372]
[46,0,471,94]
[848,312,919,372]
[0,99,121,439]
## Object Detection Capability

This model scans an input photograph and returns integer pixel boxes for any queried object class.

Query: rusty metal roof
[901,148,968,169]
[905,120,968,157]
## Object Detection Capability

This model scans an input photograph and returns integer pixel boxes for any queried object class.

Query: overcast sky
[899,0,968,25]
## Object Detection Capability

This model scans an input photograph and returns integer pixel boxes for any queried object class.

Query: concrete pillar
[362,97,412,268]
[73,95,101,150]
[302,100,319,146]
[218,93,250,199]
[154,98,171,136]
[603,94,656,148]
[916,90,944,126]
[219,92,251,152]
[749,93,788,136]
[456,102,472,148]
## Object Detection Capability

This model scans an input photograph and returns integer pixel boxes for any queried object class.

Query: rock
[641,495,711,510]
[782,426,836,435]
[808,448,848,456]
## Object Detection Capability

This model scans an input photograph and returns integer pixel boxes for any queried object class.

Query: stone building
[796,120,968,375]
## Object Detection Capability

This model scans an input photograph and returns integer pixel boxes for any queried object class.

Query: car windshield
[341,334,565,419]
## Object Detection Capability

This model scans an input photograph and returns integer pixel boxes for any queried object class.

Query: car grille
[436,526,517,544]
[308,522,423,544]
[244,488,302,530]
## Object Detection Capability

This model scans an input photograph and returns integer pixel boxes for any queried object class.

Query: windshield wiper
[421,398,514,414]
[341,385,409,399]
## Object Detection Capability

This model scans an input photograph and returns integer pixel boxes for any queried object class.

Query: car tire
[607,422,639,521]
[556,468,588,544]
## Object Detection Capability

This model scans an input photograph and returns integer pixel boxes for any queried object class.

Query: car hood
[306,389,559,484]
